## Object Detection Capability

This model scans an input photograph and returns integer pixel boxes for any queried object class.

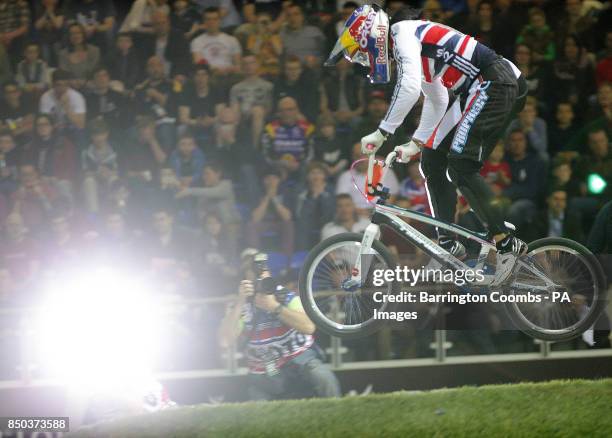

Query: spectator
[142,10,192,79]
[324,1,359,53]
[551,35,596,109]
[585,82,611,123]
[198,211,238,295]
[0,0,30,64]
[312,114,349,181]
[574,129,611,193]
[0,212,38,292]
[321,193,370,240]
[503,129,547,233]
[104,33,143,91]
[33,0,65,65]
[465,0,495,48]
[190,7,241,75]
[273,56,320,124]
[550,158,581,200]
[595,31,612,86]
[178,63,224,151]
[336,143,400,216]
[354,90,406,156]
[516,7,555,63]
[62,0,116,52]
[58,23,101,89]
[0,129,18,194]
[21,114,78,199]
[170,0,201,39]
[399,161,430,215]
[556,0,596,52]
[39,69,87,134]
[481,141,512,204]
[168,132,206,188]
[247,167,294,256]
[11,164,56,234]
[15,42,51,96]
[490,0,523,59]
[230,55,273,147]
[293,162,335,250]
[320,58,364,132]
[122,115,169,185]
[81,119,119,214]
[526,189,584,243]
[280,4,325,68]
[97,210,134,263]
[513,43,551,107]
[0,81,35,145]
[245,12,283,79]
[85,67,129,133]
[120,0,170,34]
[41,212,82,271]
[507,97,549,162]
[261,96,315,180]
[133,56,179,150]
[549,102,580,155]
[175,162,241,230]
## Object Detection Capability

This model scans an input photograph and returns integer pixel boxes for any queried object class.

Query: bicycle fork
[346,223,381,288]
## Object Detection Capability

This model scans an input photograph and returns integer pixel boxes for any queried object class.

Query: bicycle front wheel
[504,237,607,342]
[298,233,399,338]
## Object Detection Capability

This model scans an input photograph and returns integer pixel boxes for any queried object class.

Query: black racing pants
[420,58,528,237]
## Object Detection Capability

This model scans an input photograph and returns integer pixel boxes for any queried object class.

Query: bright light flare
[35,269,163,394]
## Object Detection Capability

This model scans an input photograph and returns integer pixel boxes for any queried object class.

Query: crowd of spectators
[0,0,610,370]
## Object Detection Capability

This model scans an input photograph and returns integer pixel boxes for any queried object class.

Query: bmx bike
[299,151,607,341]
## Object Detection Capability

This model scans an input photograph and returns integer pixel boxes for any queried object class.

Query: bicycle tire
[298,232,399,339]
[504,237,607,342]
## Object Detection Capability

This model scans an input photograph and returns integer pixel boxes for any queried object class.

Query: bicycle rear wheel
[298,233,399,338]
[504,237,607,342]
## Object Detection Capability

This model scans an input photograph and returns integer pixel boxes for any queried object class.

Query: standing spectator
[551,35,596,110]
[321,193,370,240]
[175,162,241,229]
[280,4,325,68]
[142,10,192,79]
[312,114,349,181]
[62,0,116,52]
[81,119,119,214]
[503,129,547,233]
[178,64,224,151]
[526,189,584,243]
[133,56,179,150]
[33,0,65,65]
[230,55,273,147]
[261,96,315,180]
[0,0,30,63]
[293,162,335,250]
[273,56,320,123]
[105,33,143,91]
[247,167,294,256]
[336,143,400,216]
[245,12,283,79]
[39,69,87,134]
[320,58,364,135]
[0,81,35,145]
[516,7,555,63]
[85,66,129,133]
[15,43,51,96]
[168,132,206,188]
[20,114,77,198]
[58,23,101,89]
[190,7,241,75]
[507,97,549,163]
[399,161,430,215]
[549,102,580,155]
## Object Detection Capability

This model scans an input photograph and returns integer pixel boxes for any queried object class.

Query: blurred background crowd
[0,0,610,378]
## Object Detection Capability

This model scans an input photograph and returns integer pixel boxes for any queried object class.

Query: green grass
[70,379,612,438]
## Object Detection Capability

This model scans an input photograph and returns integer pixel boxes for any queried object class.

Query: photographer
[219,250,341,401]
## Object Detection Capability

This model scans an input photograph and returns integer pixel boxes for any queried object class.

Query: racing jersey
[261,119,315,165]
[379,19,518,145]
[241,288,314,374]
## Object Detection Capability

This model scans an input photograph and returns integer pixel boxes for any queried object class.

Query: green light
[587,173,607,195]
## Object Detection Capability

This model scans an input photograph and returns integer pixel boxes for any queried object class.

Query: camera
[253,252,276,295]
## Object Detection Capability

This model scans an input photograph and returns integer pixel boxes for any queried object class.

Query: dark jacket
[141,30,192,77]
[525,208,585,244]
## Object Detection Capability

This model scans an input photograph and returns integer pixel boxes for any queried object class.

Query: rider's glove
[361,129,388,155]
[394,140,421,163]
